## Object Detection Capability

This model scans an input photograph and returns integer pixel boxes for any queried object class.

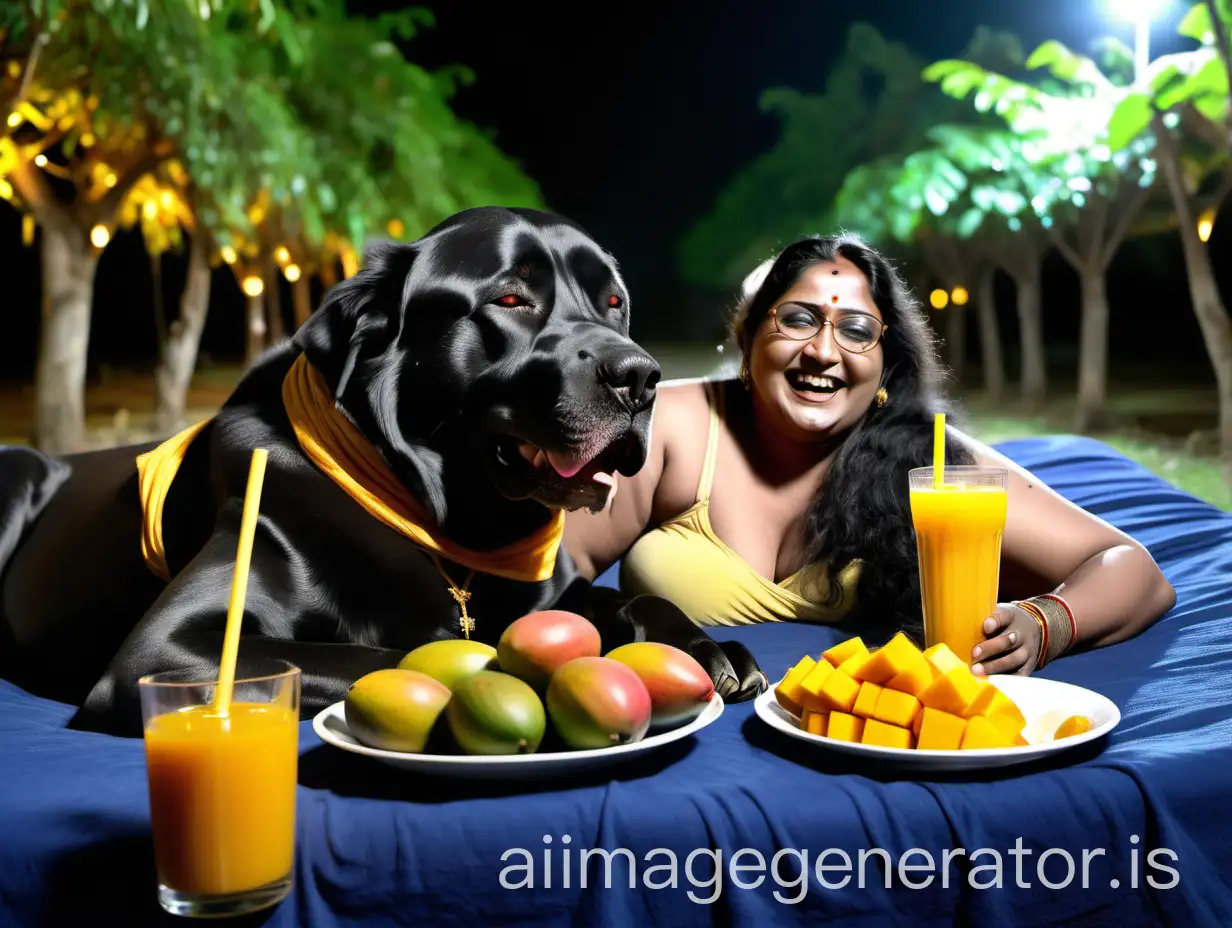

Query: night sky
[0,0,1220,384]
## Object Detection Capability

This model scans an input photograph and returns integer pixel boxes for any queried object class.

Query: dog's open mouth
[488,432,635,511]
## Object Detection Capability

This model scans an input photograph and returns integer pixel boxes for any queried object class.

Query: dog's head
[292,207,659,525]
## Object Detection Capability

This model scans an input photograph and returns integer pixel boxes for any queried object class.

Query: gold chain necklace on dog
[430,553,477,638]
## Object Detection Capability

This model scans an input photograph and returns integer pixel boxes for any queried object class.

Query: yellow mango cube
[916,707,968,750]
[823,636,867,668]
[857,632,923,684]
[1053,715,1092,740]
[797,659,834,711]
[912,712,925,736]
[836,650,871,679]
[852,681,882,719]
[816,668,861,713]
[873,687,922,728]
[861,718,914,749]
[963,683,1027,729]
[825,711,864,742]
[919,666,984,716]
[802,709,828,736]
[775,655,817,715]
[959,715,1015,750]
[885,653,938,697]
[989,714,1025,741]
[923,642,967,676]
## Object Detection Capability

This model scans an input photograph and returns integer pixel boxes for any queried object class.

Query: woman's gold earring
[739,358,751,390]
[875,387,888,408]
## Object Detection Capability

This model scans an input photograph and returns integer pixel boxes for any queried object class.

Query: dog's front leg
[68,528,407,738]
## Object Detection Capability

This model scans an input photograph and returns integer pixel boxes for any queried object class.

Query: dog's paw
[716,639,768,702]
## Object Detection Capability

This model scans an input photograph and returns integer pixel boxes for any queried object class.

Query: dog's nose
[597,349,660,412]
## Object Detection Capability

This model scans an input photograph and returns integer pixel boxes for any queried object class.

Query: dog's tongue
[545,449,594,479]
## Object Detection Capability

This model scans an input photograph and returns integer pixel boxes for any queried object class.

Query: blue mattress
[0,435,1229,926]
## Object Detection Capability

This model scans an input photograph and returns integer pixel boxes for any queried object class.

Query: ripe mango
[446,670,546,755]
[344,668,452,753]
[604,642,715,729]
[497,610,602,691]
[397,639,498,689]
[546,656,652,749]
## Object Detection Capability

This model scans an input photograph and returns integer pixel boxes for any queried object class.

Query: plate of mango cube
[754,632,1120,771]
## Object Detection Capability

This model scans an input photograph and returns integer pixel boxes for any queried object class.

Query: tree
[675,24,1025,323]
[1,1,544,445]
[830,145,1003,397]
[925,42,1158,429]
[1104,3,1232,473]
[898,124,1058,408]
[0,1,309,452]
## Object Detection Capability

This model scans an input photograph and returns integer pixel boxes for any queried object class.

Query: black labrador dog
[0,207,766,737]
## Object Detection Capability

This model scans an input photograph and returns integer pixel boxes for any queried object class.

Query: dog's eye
[494,294,529,308]
[607,295,623,309]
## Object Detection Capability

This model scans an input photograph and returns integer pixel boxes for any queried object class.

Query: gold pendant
[448,587,475,639]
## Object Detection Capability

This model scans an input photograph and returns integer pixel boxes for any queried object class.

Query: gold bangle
[1015,600,1051,669]
[1023,595,1074,664]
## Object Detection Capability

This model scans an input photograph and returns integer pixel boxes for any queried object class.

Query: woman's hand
[970,605,1042,677]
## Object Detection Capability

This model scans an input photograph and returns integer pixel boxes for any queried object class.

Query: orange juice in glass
[908,466,1008,666]
[139,658,300,917]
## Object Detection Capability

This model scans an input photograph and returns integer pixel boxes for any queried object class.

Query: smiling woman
[563,233,1177,676]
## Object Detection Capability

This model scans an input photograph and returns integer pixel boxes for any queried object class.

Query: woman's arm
[952,430,1176,675]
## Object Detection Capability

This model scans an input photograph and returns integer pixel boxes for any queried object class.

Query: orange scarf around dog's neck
[280,352,565,583]
[136,354,565,586]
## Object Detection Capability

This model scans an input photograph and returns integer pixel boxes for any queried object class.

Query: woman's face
[745,257,886,443]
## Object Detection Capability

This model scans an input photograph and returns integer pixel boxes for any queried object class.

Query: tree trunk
[945,303,966,385]
[155,232,213,433]
[320,258,338,292]
[1013,272,1047,410]
[264,254,285,344]
[974,266,1004,403]
[292,275,312,330]
[245,293,267,369]
[35,222,98,454]
[1074,268,1110,432]
[1153,115,1232,471]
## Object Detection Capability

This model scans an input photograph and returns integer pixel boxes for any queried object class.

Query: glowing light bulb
[950,286,969,306]
[284,263,302,282]
[929,289,949,310]
[242,275,264,297]
[1197,208,1215,243]
[90,225,110,248]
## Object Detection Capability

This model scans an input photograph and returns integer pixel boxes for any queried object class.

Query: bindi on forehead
[784,265,876,311]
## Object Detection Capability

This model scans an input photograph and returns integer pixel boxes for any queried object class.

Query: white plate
[754,674,1120,772]
[312,692,724,779]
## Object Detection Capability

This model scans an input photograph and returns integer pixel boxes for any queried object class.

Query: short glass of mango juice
[138,657,301,918]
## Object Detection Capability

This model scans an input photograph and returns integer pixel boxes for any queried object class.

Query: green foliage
[675,23,1024,293]
[0,0,542,269]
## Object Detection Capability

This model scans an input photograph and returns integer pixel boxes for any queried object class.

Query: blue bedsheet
[0,435,1229,926]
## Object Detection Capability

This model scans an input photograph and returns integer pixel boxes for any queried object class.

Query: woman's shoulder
[655,376,733,416]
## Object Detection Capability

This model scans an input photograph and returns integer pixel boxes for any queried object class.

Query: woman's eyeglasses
[770,303,887,354]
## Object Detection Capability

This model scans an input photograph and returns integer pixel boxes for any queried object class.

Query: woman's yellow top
[619,381,861,626]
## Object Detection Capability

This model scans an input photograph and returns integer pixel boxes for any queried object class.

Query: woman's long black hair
[732,233,974,646]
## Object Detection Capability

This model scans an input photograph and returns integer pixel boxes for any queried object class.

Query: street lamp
[1106,0,1170,82]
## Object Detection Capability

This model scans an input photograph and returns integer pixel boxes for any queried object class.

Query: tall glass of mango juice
[908,466,1008,666]
[139,658,301,917]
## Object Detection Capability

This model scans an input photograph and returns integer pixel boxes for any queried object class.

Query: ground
[0,343,1227,511]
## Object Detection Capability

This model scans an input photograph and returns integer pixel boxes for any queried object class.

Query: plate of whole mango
[312,610,723,778]
[754,632,1120,771]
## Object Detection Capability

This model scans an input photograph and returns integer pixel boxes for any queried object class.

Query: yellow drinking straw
[933,413,945,489]
[212,448,269,717]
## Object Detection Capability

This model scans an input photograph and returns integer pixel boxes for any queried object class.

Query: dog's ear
[292,240,417,400]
